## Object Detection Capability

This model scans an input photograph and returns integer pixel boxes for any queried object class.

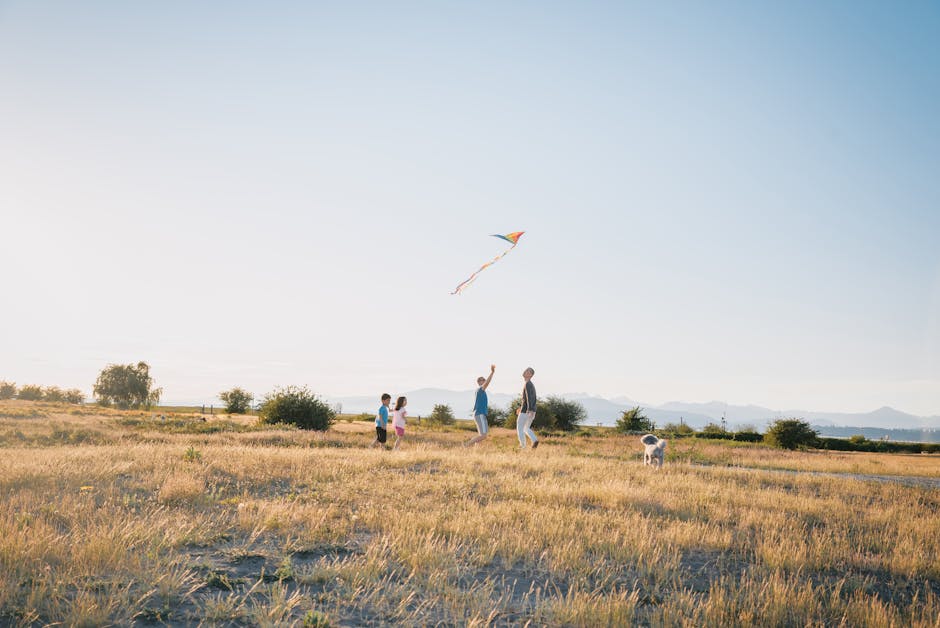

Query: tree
[486,405,507,427]
[764,419,818,450]
[0,382,16,400]
[17,384,44,401]
[258,386,335,431]
[93,362,162,409]
[65,389,85,405]
[427,404,455,426]
[615,406,653,433]
[504,397,556,431]
[219,387,254,414]
[543,396,587,431]
[43,386,66,402]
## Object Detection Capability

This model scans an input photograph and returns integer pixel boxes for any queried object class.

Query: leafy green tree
[258,386,335,431]
[65,389,85,405]
[43,386,66,402]
[0,381,16,400]
[17,384,44,401]
[615,406,653,433]
[219,387,254,414]
[427,404,456,426]
[93,362,162,409]
[764,419,818,450]
[504,397,556,431]
[543,396,587,431]
[485,405,507,427]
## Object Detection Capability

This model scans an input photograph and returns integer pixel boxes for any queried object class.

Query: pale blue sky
[2,1,938,414]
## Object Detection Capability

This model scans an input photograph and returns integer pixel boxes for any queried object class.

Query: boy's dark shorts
[375,426,387,443]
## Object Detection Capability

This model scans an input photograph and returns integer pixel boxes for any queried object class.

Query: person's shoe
[532,440,539,449]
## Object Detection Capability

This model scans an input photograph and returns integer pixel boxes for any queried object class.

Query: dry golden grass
[0,400,938,626]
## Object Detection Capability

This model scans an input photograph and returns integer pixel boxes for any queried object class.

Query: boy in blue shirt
[466,364,495,447]
[373,393,391,448]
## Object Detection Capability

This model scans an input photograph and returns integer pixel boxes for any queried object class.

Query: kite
[451,232,525,295]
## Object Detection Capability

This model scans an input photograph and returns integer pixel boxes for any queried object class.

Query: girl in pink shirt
[391,396,408,450]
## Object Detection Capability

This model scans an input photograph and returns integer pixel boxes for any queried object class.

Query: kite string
[451,244,516,295]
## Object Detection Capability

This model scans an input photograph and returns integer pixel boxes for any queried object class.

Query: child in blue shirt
[372,393,391,448]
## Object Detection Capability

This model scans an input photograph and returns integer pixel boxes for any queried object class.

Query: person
[372,393,391,448]
[391,396,408,450]
[466,364,495,447]
[517,367,538,449]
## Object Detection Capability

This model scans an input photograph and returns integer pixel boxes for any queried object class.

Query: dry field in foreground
[0,400,938,626]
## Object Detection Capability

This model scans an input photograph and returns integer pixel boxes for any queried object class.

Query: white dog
[640,434,667,468]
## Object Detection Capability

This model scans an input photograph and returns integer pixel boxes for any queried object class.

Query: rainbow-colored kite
[451,232,525,295]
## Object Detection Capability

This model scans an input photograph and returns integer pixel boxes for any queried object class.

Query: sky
[1,1,938,415]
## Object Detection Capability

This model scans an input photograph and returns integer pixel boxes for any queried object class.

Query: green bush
[733,429,763,442]
[0,381,16,400]
[504,397,556,431]
[219,387,254,414]
[543,396,586,432]
[427,404,455,426]
[43,386,66,402]
[17,384,44,401]
[815,436,940,454]
[695,423,734,440]
[486,405,507,427]
[615,406,653,433]
[848,434,867,445]
[661,422,695,437]
[64,389,85,405]
[258,386,335,431]
[764,419,818,450]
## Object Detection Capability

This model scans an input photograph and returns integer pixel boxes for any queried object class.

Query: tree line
[6,363,936,453]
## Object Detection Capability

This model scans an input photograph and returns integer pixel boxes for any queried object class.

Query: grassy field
[0,400,938,626]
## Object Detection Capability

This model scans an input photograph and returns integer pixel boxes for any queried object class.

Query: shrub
[219,387,254,414]
[504,397,556,431]
[543,396,587,432]
[427,404,455,426]
[733,429,763,442]
[94,362,162,409]
[64,389,85,404]
[17,384,44,401]
[697,423,733,440]
[615,406,653,433]
[661,422,695,437]
[764,419,818,450]
[486,405,507,427]
[43,386,66,402]
[0,381,16,400]
[848,434,867,445]
[258,386,335,431]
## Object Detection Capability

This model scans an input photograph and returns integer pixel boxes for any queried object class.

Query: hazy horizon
[2,2,938,415]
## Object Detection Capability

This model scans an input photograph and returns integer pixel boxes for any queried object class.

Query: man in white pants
[517,367,538,449]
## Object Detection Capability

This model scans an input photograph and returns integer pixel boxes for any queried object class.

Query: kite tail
[451,244,516,295]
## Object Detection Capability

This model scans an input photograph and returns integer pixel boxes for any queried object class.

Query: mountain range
[326,388,940,431]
